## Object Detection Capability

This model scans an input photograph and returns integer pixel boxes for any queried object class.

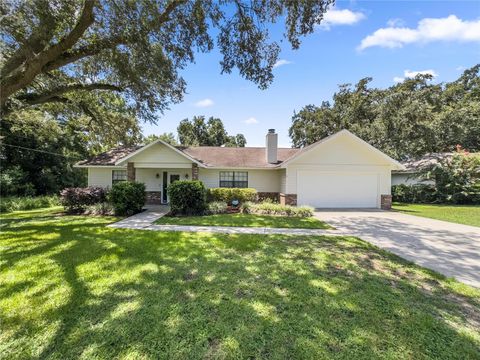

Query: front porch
[128,162,199,204]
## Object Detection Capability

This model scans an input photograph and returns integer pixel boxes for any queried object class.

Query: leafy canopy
[1,0,333,122]
[289,65,480,160]
[177,116,246,147]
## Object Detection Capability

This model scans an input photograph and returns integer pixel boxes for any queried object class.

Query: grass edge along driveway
[1,207,479,359]
[393,202,480,227]
[155,212,333,229]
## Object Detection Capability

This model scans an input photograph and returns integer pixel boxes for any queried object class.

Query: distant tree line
[289,65,480,160]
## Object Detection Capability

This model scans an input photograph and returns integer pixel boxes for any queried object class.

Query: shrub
[60,186,108,213]
[421,150,480,204]
[391,184,436,203]
[84,202,115,216]
[206,201,228,215]
[207,188,257,204]
[108,182,146,216]
[240,201,314,217]
[0,195,61,213]
[168,180,207,215]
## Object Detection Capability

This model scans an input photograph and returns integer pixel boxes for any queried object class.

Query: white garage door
[297,171,378,208]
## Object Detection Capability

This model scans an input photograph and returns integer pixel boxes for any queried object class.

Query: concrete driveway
[314,209,480,288]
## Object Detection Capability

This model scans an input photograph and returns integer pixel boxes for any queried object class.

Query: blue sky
[143,0,480,147]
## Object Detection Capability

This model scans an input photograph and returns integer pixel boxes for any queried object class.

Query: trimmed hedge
[207,188,257,204]
[108,182,146,216]
[60,187,107,213]
[0,195,60,213]
[241,201,314,218]
[168,180,207,215]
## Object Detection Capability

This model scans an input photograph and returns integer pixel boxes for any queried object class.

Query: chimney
[266,129,278,164]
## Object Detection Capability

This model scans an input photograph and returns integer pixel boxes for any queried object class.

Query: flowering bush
[420,147,480,204]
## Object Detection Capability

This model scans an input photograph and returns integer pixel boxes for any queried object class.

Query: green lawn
[1,208,479,359]
[156,213,332,229]
[393,202,480,227]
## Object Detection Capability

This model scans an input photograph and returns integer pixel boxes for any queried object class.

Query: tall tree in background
[177,116,246,147]
[1,0,333,122]
[143,133,178,146]
[289,65,480,160]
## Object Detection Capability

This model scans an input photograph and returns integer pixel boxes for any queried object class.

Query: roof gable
[283,130,405,169]
[115,140,204,166]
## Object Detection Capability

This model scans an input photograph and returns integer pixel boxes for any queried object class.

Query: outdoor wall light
[156,173,160,179]
[185,174,189,179]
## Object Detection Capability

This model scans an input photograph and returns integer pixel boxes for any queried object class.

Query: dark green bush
[0,195,61,213]
[60,186,108,213]
[207,188,257,204]
[168,180,207,215]
[108,182,146,216]
[391,184,436,203]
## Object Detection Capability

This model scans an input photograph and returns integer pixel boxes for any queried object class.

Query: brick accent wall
[279,193,297,206]
[257,192,280,202]
[191,163,199,180]
[146,191,162,205]
[127,162,135,182]
[381,194,392,210]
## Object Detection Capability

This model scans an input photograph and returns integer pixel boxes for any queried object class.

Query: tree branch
[0,0,96,106]
[17,83,122,106]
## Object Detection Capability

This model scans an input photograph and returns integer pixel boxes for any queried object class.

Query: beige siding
[198,169,282,192]
[126,143,192,168]
[88,167,119,188]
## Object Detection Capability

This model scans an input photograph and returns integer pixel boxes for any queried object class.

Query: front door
[162,172,181,203]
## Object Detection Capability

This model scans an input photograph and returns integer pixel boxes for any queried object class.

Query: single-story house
[75,129,405,209]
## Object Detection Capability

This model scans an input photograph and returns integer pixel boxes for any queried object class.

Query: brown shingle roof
[77,145,143,166]
[77,143,300,168]
[180,146,300,168]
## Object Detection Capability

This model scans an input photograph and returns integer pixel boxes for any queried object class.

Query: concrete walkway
[108,205,169,229]
[314,209,480,288]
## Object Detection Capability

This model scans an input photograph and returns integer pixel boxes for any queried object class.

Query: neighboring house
[75,129,405,209]
[391,153,452,186]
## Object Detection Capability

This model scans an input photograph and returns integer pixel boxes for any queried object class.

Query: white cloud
[359,15,480,50]
[244,117,258,125]
[387,18,405,28]
[320,8,366,30]
[273,59,292,68]
[456,65,465,71]
[404,69,438,78]
[393,69,438,83]
[194,98,214,107]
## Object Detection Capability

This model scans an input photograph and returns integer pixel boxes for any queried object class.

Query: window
[112,170,127,185]
[219,171,248,188]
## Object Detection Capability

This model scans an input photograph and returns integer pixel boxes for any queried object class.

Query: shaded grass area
[393,202,480,227]
[1,208,479,359]
[156,213,332,229]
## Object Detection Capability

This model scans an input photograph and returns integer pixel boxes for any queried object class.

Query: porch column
[191,163,199,180]
[127,162,136,182]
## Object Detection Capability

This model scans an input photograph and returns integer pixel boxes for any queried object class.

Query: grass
[393,202,480,227]
[155,213,332,229]
[0,195,60,213]
[1,208,479,359]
